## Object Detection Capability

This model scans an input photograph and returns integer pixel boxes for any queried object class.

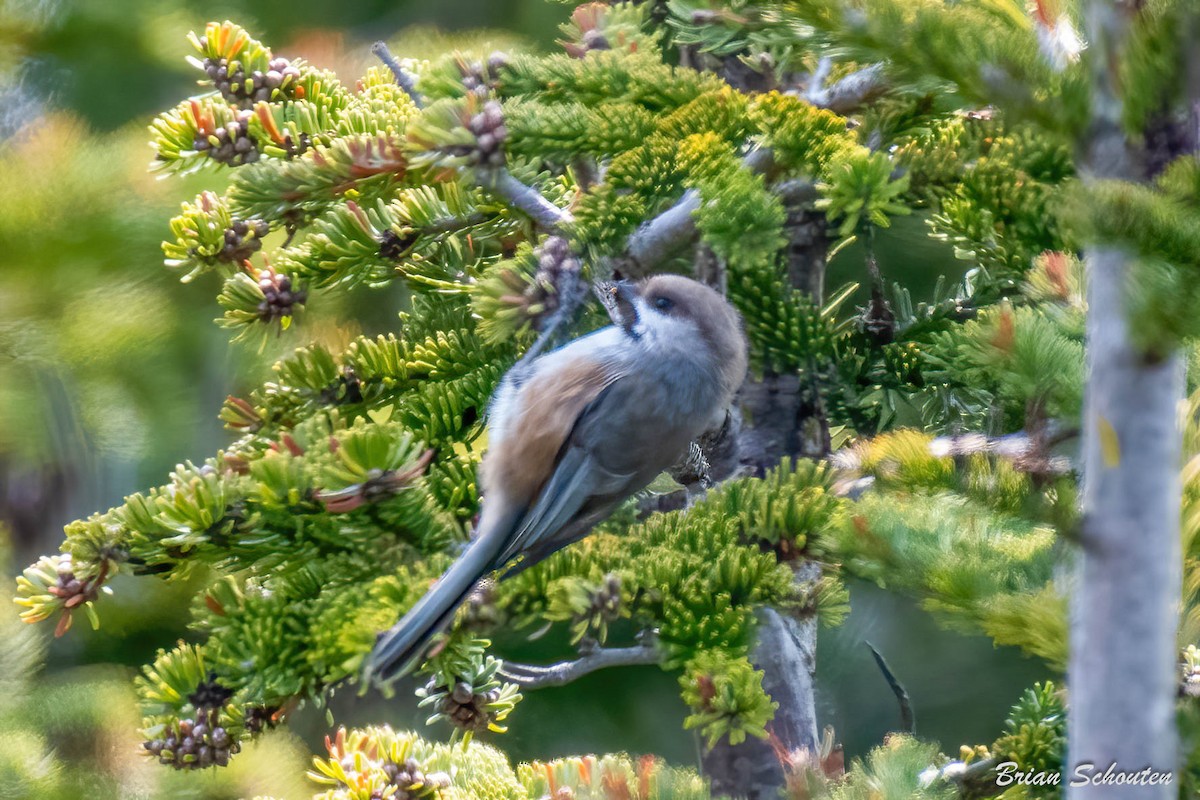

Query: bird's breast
[635,348,724,426]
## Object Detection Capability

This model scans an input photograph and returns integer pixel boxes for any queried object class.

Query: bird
[367,273,748,681]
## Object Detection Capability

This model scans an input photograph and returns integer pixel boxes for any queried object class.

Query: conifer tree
[14,1,1200,798]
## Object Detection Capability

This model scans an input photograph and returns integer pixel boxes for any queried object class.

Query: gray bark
[1067,2,1185,795]
[756,563,821,752]
[779,180,825,302]
[479,169,572,233]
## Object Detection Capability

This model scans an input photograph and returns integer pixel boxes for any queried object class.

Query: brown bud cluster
[219,219,269,264]
[188,674,235,709]
[588,573,623,623]
[200,38,301,108]
[143,708,238,770]
[431,678,502,733]
[466,101,507,167]
[372,758,451,800]
[459,52,509,95]
[532,236,581,317]
[255,270,306,323]
[47,555,100,610]
[193,111,259,166]
[46,554,106,636]
[564,28,611,59]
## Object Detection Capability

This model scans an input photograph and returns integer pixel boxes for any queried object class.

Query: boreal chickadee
[367,274,747,681]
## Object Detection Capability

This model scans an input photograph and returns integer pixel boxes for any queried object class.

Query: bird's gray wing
[490,382,639,574]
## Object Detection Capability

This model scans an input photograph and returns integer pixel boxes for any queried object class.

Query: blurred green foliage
[0,118,218,467]
[0,531,312,798]
[8,0,559,130]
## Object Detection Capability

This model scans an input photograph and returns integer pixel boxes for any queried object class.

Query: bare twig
[865,641,914,734]
[499,643,661,688]
[371,41,425,108]
[923,756,1001,796]
[479,168,573,233]
[796,63,887,114]
[831,429,1076,479]
[803,57,834,104]
[425,212,489,234]
[622,189,701,277]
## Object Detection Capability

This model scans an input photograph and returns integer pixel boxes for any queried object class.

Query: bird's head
[603,274,747,394]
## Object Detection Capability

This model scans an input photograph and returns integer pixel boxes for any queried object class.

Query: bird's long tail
[366,517,510,683]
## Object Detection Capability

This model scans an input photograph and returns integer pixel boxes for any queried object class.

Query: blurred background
[0,1,1048,797]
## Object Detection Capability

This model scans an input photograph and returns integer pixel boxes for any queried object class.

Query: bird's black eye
[653,295,674,311]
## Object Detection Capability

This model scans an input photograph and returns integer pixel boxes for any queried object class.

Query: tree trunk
[1069,247,1182,797]
[701,563,821,799]
[701,191,831,798]
[1067,2,1184,795]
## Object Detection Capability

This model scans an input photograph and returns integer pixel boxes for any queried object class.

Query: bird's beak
[597,279,640,334]
[610,280,640,335]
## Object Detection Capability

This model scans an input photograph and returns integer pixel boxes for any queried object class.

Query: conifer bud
[220,219,270,263]
[378,757,450,800]
[255,269,307,323]
[193,111,260,166]
[46,554,101,611]
[203,54,301,107]
[466,100,507,167]
[459,52,508,95]
[143,706,239,770]
[426,676,503,734]
[529,236,581,324]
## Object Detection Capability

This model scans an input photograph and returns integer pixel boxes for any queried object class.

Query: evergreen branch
[621,148,781,277]
[865,641,914,734]
[623,189,700,276]
[370,41,424,108]
[803,63,887,114]
[479,168,573,233]
[498,642,661,688]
